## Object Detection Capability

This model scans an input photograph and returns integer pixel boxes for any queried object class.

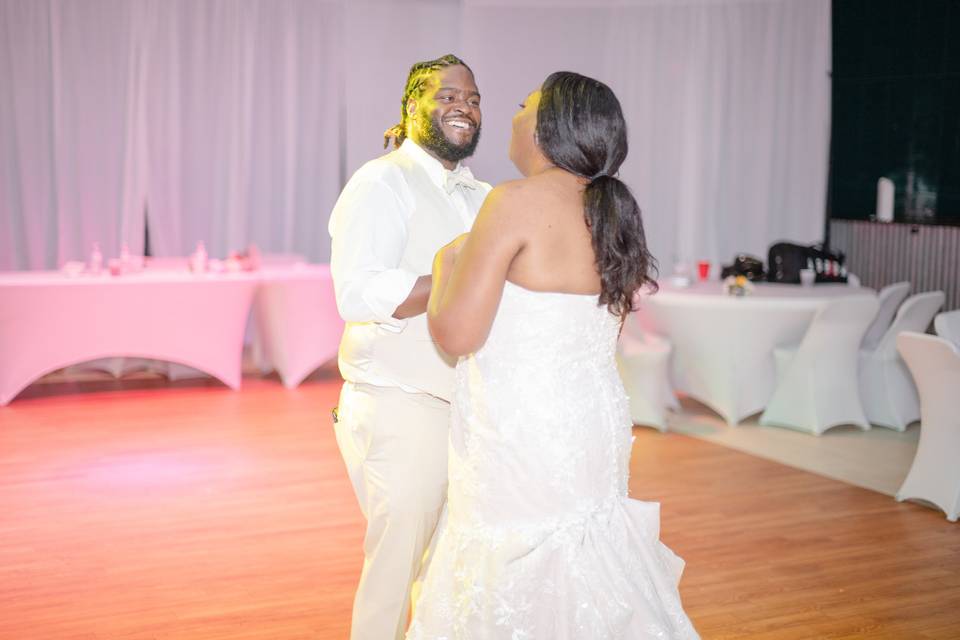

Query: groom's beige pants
[333,381,449,640]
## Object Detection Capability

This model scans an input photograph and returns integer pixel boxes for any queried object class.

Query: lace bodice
[449,282,630,531]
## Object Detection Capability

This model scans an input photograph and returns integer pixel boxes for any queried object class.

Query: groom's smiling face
[408,65,482,165]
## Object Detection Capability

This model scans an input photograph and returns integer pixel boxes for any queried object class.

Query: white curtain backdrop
[142,0,344,260]
[0,0,146,269]
[0,0,830,272]
[459,0,831,271]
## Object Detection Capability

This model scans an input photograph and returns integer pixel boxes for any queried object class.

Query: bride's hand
[430,233,469,316]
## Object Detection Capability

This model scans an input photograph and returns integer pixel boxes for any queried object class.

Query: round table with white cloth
[632,280,876,425]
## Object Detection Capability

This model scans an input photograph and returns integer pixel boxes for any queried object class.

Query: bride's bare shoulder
[486,176,537,201]
[481,174,569,223]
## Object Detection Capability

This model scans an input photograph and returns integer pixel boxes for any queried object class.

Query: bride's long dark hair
[535,71,658,320]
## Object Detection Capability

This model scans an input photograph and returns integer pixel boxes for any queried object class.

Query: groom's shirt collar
[399,138,464,191]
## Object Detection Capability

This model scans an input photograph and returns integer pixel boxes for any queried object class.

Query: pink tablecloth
[0,264,343,405]
[251,264,343,388]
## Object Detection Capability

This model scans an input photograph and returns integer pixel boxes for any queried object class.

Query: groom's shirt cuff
[357,268,419,331]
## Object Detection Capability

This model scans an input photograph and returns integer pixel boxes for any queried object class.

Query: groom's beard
[419,111,481,163]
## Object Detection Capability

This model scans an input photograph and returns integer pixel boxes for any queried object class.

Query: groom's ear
[406,98,417,119]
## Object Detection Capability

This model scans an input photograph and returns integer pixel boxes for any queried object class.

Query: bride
[407,71,699,639]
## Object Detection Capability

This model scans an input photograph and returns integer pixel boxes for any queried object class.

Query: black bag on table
[767,242,847,284]
[720,254,766,281]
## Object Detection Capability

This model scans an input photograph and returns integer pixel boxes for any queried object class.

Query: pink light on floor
[77,450,252,493]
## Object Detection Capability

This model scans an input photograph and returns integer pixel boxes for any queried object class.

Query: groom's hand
[393,274,433,320]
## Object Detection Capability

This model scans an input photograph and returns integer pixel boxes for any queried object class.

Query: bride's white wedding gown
[407,281,699,639]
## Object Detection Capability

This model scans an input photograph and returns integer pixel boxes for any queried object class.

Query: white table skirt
[250,264,343,388]
[633,281,875,424]
[0,264,343,405]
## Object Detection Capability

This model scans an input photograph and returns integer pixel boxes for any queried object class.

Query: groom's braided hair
[383,54,472,149]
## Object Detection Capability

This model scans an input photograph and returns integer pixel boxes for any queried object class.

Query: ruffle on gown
[407,495,699,640]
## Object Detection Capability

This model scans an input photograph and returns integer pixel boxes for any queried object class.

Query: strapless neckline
[503,279,601,299]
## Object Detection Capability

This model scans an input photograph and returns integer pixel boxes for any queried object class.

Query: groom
[328,54,489,640]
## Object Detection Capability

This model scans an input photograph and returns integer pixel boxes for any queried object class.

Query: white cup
[799,268,816,287]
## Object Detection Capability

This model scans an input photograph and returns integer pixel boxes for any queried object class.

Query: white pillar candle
[876,177,894,222]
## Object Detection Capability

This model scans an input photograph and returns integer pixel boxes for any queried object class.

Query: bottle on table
[190,242,208,273]
[88,242,103,275]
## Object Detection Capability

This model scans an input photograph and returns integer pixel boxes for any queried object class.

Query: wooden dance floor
[1,373,958,639]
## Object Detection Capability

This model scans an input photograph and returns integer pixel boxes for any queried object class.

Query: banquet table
[250,264,343,388]
[0,264,343,405]
[633,280,876,424]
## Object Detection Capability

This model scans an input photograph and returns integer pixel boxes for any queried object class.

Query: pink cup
[697,260,711,281]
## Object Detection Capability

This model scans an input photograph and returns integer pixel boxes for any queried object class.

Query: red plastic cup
[697,260,711,281]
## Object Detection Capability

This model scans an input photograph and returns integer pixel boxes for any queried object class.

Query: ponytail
[535,71,658,320]
[583,175,658,320]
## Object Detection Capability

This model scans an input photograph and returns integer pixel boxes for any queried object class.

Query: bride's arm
[428,183,527,356]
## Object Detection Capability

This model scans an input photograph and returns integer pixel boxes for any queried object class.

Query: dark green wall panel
[830,0,960,225]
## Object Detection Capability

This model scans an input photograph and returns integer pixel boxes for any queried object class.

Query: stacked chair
[859,291,946,430]
[934,309,960,347]
[760,296,878,435]
[895,331,960,522]
[861,281,911,350]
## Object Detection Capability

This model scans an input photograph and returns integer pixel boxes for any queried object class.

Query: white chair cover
[934,309,960,349]
[617,314,676,431]
[895,332,960,522]
[861,281,911,350]
[760,296,878,435]
[860,291,946,431]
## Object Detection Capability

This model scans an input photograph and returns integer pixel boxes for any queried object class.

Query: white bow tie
[443,167,480,194]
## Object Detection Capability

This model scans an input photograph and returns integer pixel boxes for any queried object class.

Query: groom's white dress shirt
[329,139,491,400]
